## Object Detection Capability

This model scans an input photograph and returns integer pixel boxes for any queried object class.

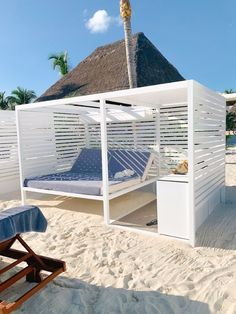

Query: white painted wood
[188,80,195,246]
[159,102,188,177]
[0,111,20,194]
[15,110,25,203]
[100,99,110,224]
[23,187,103,200]
[157,180,189,239]
[15,80,189,110]
[14,80,225,246]
[109,177,158,200]
[158,174,188,182]
[192,81,226,235]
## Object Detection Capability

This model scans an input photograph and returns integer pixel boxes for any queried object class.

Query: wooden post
[100,99,110,224]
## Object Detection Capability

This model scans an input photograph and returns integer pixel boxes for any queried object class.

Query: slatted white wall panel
[87,113,157,148]
[18,111,57,178]
[53,112,86,172]
[107,119,158,178]
[87,114,159,177]
[87,123,101,148]
[19,107,159,181]
[0,111,19,193]
[159,103,188,175]
[107,119,157,150]
[193,83,225,229]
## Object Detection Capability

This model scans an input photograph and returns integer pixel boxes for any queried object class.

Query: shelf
[158,174,188,183]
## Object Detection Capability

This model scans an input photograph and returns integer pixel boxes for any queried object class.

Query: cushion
[0,205,47,242]
[71,148,102,174]
[71,148,151,178]
[108,149,151,177]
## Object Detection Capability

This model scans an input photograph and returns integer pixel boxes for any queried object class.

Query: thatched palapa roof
[38,32,184,101]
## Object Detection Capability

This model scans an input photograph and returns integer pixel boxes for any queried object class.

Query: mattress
[24,148,152,196]
[24,171,140,196]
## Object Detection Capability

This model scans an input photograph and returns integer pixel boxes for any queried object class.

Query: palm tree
[120,0,137,88]
[225,89,235,94]
[8,87,36,107]
[48,51,69,76]
[0,92,9,110]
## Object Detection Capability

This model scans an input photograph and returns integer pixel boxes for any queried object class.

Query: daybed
[24,148,154,195]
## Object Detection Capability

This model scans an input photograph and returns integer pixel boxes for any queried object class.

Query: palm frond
[48,51,69,76]
[0,91,9,110]
[9,87,37,105]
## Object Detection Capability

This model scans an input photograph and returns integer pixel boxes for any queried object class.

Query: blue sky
[0,0,235,97]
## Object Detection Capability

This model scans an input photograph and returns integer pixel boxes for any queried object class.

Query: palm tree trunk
[120,0,137,89]
[123,19,137,88]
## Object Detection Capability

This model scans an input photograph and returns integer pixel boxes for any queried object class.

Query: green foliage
[1,88,37,110]
[224,89,236,94]
[8,87,37,108]
[48,51,69,76]
[0,92,10,110]
[226,134,234,141]
[226,111,236,131]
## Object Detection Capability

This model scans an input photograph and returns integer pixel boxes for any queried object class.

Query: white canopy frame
[16,80,226,246]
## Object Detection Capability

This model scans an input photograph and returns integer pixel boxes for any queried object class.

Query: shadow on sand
[0,269,210,314]
[36,187,236,251]
[196,186,236,250]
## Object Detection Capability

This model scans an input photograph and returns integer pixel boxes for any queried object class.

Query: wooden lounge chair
[0,206,66,314]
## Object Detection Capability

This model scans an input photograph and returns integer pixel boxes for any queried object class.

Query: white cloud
[85,10,121,34]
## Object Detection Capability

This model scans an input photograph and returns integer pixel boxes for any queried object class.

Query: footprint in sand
[111,250,123,259]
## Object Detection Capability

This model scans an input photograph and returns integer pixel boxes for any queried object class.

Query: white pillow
[114,169,135,179]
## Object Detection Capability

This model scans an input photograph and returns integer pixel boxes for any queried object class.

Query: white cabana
[16,80,226,246]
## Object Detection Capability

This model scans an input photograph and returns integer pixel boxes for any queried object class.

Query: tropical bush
[0,88,36,110]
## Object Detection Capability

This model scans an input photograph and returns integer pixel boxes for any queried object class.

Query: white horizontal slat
[161,110,187,117]
[0,137,19,143]
[194,147,225,160]
[194,138,224,145]
[54,112,86,172]
[194,82,225,221]
[196,109,225,121]
[195,175,225,206]
[194,142,225,150]
[193,83,225,231]
[194,157,224,174]
[195,102,225,116]
[196,96,225,111]
[195,162,225,181]
[0,111,20,192]
[159,103,188,175]
[194,156,224,173]
[195,169,225,193]
[161,105,187,111]
[194,131,223,138]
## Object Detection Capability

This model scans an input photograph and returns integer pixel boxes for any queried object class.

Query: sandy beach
[0,152,236,314]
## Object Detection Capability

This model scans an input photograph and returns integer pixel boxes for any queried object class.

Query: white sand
[0,154,236,313]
